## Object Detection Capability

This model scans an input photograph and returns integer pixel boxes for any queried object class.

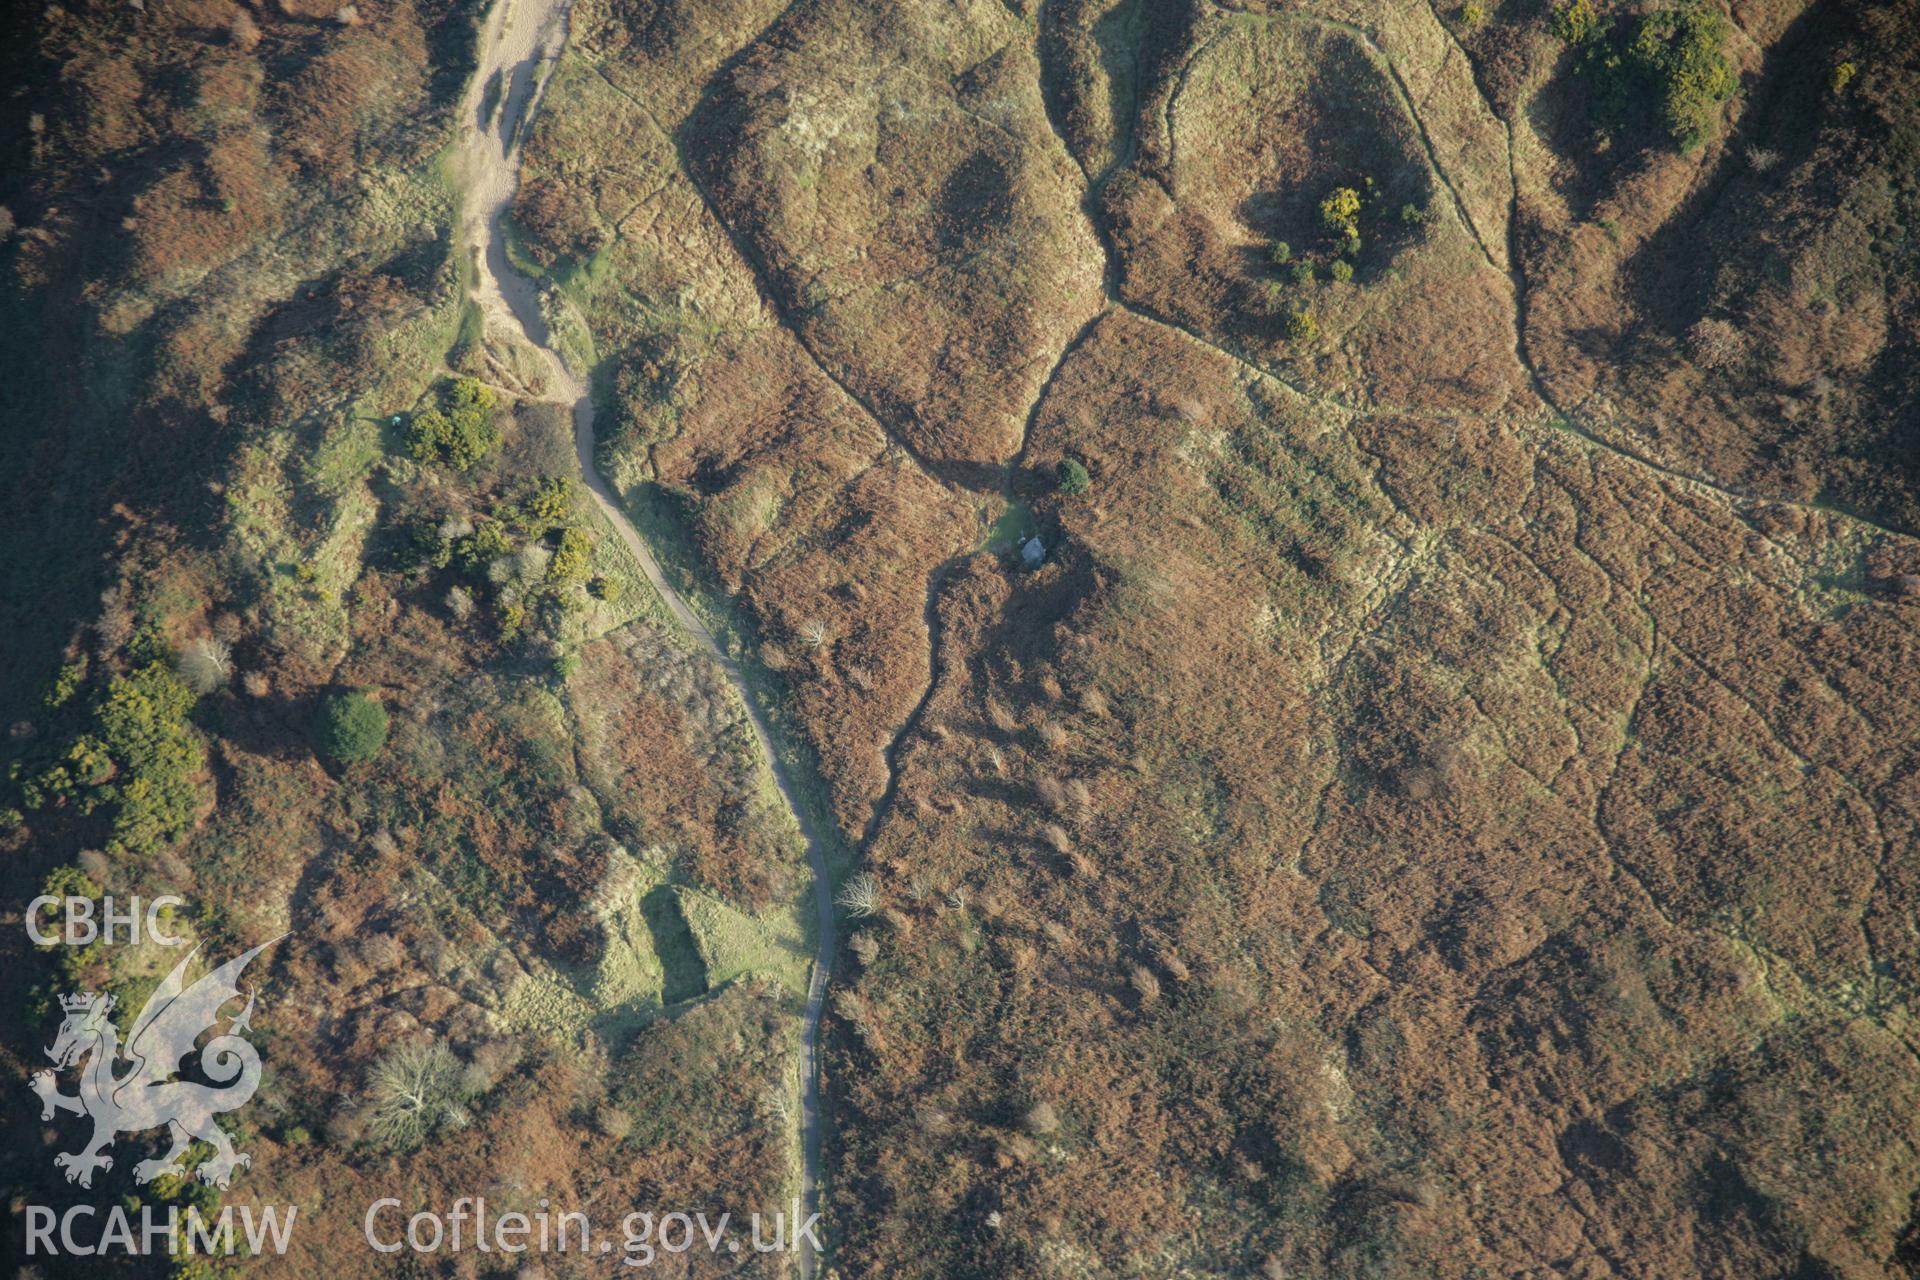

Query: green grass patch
[641,884,709,1003]
[674,885,810,995]
[983,497,1038,553]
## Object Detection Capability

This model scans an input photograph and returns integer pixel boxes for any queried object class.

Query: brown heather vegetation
[1522,0,1920,531]
[0,0,806,1272]
[3,0,1920,1276]
[519,0,1920,1276]
[1095,8,1526,416]
[832,307,1920,1278]
[572,624,801,911]
[512,21,988,835]
[678,0,1107,473]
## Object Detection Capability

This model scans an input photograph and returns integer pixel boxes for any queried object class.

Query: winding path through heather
[460,3,835,1273]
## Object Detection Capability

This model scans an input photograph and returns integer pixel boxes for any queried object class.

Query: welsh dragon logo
[30,938,281,1190]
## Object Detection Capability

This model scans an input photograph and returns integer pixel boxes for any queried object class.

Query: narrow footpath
[458,4,836,1273]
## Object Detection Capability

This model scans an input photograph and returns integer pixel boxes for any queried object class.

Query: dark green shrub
[548,527,591,581]
[1564,2,1733,151]
[399,518,453,572]
[1290,260,1315,285]
[43,662,86,711]
[1630,4,1736,148]
[1552,0,1600,44]
[406,409,454,463]
[315,691,389,766]
[405,378,499,470]
[19,665,207,856]
[1319,187,1361,239]
[1056,458,1091,497]
[93,666,205,855]
[34,867,102,938]
[449,376,492,412]
[1270,241,1292,265]
[454,522,512,575]
[519,477,572,525]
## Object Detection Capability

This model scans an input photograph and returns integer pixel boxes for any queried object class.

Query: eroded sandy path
[460,4,836,1273]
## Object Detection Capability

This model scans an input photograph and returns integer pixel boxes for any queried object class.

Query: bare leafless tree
[365,1040,467,1151]
[176,637,233,694]
[835,873,879,918]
